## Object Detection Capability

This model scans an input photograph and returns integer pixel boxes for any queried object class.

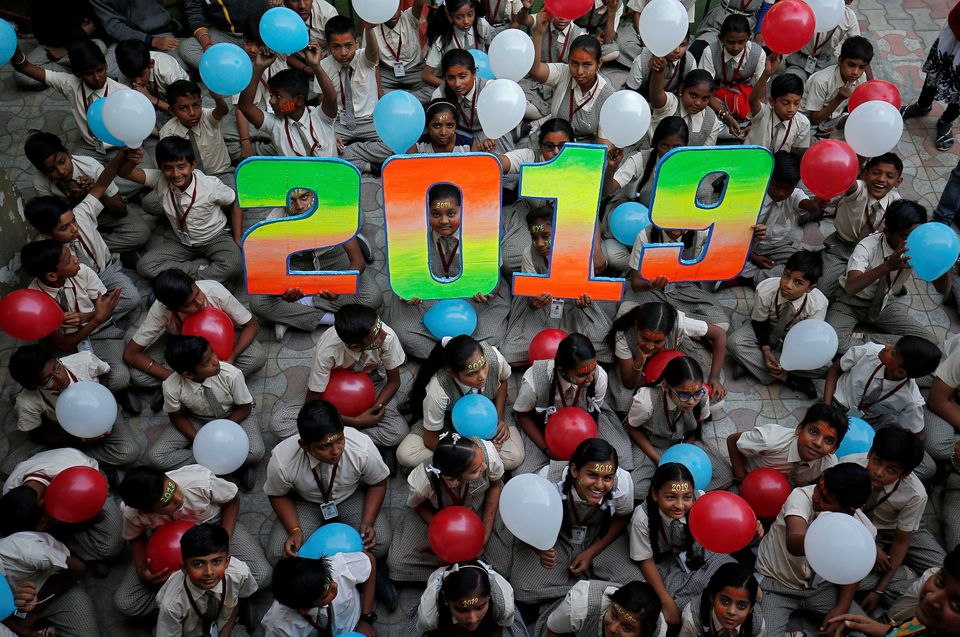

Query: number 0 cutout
[238,157,361,295]
[381,154,502,301]
[639,145,773,283]
[512,144,625,301]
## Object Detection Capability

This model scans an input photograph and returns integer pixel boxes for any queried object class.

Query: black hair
[895,335,942,378]
[636,116,689,196]
[869,426,924,474]
[425,99,458,126]
[606,302,678,355]
[0,487,42,536]
[863,152,903,176]
[68,41,107,74]
[268,68,311,101]
[152,269,196,310]
[155,136,195,166]
[243,11,267,46]
[820,463,872,510]
[180,523,230,560]
[699,563,759,637]
[436,562,497,634]
[9,345,54,390]
[24,196,70,236]
[798,403,849,445]
[646,462,699,563]
[569,35,601,62]
[661,356,709,424]
[333,304,380,346]
[115,39,151,78]
[24,131,68,172]
[428,0,484,50]
[839,36,874,64]
[324,15,356,42]
[771,151,801,187]
[944,546,960,581]
[429,183,462,207]
[296,399,346,444]
[783,250,823,284]
[117,466,169,512]
[610,582,663,636]
[166,79,202,105]
[409,335,484,422]
[539,117,575,144]
[719,14,751,38]
[770,73,804,99]
[429,434,483,508]
[681,69,717,94]
[551,333,597,409]
[884,199,927,233]
[525,206,554,229]
[562,439,619,521]
[636,34,690,98]
[439,49,477,106]
[272,556,334,609]
[21,239,66,280]
[164,335,211,375]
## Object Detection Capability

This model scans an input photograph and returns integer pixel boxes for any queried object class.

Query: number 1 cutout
[639,146,773,283]
[238,157,361,295]
[512,144,625,301]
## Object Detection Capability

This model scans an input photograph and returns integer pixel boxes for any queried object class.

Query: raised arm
[529,13,553,83]
[750,53,780,117]
[238,50,275,129]
[363,22,380,65]
[305,43,340,119]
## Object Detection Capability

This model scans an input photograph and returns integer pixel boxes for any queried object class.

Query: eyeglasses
[670,386,706,402]
[540,141,565,152]
[41,360,63,390]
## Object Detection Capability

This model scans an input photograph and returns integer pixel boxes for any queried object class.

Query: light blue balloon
[199,43,254,96]
[423,299,478,340]
[299,523,363,559]
[374,90,426,154]
[659,443,712,492]
[260,7,309,55]
[452,393,498,439]
[0,19,15,66]
[906,222,960,282]
[610,202,651,246]
[0,577,14,621]
[86,98,125,147]
[469,49,494,79]
[836,416,874,458]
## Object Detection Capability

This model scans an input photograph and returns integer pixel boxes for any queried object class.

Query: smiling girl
[679,563,764,637]
[537,579,664,637]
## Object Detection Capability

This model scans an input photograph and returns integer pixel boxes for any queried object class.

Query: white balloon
[193,419,250,475]
[600,91,652,147]
[477,79,526,140]
[779,319,837,371]
[102,89,157,148]
[804,512,876,584]
[55,381,117,438]
[804,0,844,32]
[499,474,563,551]
[844,100,904,158]
[489,29,535,82]
[638,0,688,57]
[352,0,399,24]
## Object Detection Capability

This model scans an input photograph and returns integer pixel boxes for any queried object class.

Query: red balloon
[800,140,859,200]
[44,466,108,523]
[740,468,792,519]
[0,289,65,341]
[545,407,598,460]
[181,307,235,360]
[644,349,686,384]
[544,0,593,20]
[760,0,816,54]
[146,521,196,580]
[689,491,757,554]
[848,80,901,112]
[529,328,569,365]
[320,369,377,417]
[428,506,485,563]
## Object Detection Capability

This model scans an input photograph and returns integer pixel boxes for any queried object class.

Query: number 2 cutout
[238,157,361,295]
[638,146,773,283]
[512,144,625,301]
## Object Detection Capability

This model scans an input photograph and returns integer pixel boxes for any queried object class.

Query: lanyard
[184,579,227,630]
[864,478,901,515]
[456,88,478,130]
[169,178,199,232]
[858,362,908,412]
[773,291,807,328]
[453,25,481,51]
[74,234,99,271]
[720,49,747,86]
[558,381,583,408]
[547,24,571,63]
[568,79,598,120]
[487,0,505,21]
[436,239,460,275]
[864,200,885,233]
[379,24,402,60]
[809,28,837,57]
[80,82,108,109]
[661,388,685,427]
[771,115,794,153]
[309,459,340,503]
[567,490,599,526]
[284,117,320,156]
[302,606,335,636]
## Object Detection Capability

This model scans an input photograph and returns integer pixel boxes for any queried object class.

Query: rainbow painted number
[239,145,773,300]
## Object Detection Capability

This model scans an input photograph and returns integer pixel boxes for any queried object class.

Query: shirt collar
[658,509,687,527]
[711,610,740,635]
[722,47,745,65]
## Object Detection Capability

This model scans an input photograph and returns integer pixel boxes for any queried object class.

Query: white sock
[319,312,336,325]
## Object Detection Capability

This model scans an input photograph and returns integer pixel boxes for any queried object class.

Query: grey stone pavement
[0,0,958,633]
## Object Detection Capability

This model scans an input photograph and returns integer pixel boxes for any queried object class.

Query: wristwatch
[360,611,378,625]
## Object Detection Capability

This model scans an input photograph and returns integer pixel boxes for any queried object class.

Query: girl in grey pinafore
[511,439,643,604]
[695,0,766,44]
[521,15,586,118]
[534,579,665,637]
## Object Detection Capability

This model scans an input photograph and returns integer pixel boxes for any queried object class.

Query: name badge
[549,298,564,319]
[178,230,193,247]
[394,63,406,78]
[804,55,818,74]
[321,501,339,520]
[571,525,587,545]
[77,338,94,352]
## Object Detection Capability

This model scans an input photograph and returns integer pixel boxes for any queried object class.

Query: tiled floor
[0,0,958,633]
